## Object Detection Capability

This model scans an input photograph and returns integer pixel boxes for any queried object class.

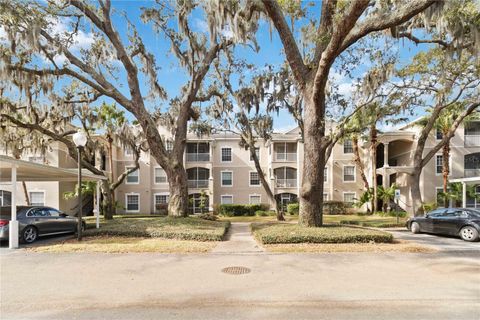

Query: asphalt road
[1,249,479,320]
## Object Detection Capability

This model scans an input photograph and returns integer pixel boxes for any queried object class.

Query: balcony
[465,169,480,178]
[275,153,297,162]
[465,135,480,147]
[188,179,209,188]
[276,179,297,188]
[186,153,210,162]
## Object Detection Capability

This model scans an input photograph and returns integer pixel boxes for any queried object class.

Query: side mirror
[425,214,430,218]
[60,213,68,217]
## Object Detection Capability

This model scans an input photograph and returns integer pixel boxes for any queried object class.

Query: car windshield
[468,209,480,218]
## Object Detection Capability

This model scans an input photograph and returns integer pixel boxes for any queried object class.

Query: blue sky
[1,1,435,133]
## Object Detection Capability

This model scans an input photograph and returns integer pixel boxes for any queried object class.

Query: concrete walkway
[211,222,264,254]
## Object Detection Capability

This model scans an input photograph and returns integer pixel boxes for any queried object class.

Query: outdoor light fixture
[73,131,87,241]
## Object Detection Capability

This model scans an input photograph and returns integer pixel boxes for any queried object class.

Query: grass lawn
[263,241,436,253]
[83,216,230,241]
[220,214,407,228]
[26,236,216,253]
[251,222,394,244]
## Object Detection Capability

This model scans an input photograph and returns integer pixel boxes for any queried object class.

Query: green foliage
[422,202,438,212]
[63,181,96,200]
[339,220,405,228]
[198,213,218,221]
[323,201,348,215]
[377,184,398,212]
[437,182,480,207]
[251,223,393,244]
[219,204,267,216]
[287,203,299,215]
[354,189,372,209]
[375,211,407,218]
[84,216,230,241]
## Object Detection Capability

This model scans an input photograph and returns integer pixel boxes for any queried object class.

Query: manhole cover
[221,266,251,275]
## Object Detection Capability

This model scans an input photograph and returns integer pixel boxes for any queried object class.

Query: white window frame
[343,140,354,154]
[435,154,451,176]
[323,193,329,201]
[324,167,328,183]
[29,191,45,206]
[124,148,134,157]
[249,147,260,162]
[221,194,233,204]
[125,166,140,184]
[343,165,356,183]
[153,192,170,206]
[249,194,261,205]
[154,166,167,184]
[125,193,140,213]
[343,192,356,204]
[435,128,443,140]
[249,171,261,187]
[221,147,232,163]
[221,170,233,187]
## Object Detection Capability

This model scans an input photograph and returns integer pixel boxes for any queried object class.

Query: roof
[450,176,480,184]
[0,155,107,182]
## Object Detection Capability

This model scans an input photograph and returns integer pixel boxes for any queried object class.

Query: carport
[450,176,480,208]
[0,155,107,249]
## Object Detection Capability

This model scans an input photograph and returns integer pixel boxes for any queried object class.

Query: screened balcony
[465,121,480,147]
[465,153,480,177]
[274,167,297,188]
[186,142,210,162]
[187,167,210,189]
[274,142,297,162]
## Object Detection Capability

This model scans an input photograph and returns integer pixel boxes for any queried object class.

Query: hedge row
[340,220,405,228]
[219,204,269,216]
[251,223,393,244]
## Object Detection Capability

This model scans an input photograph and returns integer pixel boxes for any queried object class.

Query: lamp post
[73,131,88,241]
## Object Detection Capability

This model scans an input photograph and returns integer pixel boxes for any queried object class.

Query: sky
[1,0,437,133]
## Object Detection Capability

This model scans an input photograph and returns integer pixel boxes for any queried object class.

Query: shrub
[339,220,405,228]
[375,211,407,218]
[287,203,299,215]
[219,204,268,216]
[323,201,348,215]
[198,213,218,221]
[251,223,393,244]
[155,203,168,215]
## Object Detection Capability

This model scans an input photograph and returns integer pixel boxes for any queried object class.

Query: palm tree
[354,189,373,213]
[377,184,397,212]
[437,182,480,208]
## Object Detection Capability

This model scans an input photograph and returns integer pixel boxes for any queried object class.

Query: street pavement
[0,223,479,320]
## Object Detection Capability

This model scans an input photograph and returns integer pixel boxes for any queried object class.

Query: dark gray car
[0,206,85,243]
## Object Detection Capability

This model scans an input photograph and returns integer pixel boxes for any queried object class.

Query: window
[323,193,329,201]
[29,191,45,206]
[125,148,134,156]
[47,208,61,217]
[221,195,233,204]
[250,148,260,161]
[343,166,355,182]
[324,167,328,182]
[166,140,174,152]
[436,155,443,175]
[126,167,139,184]
[126,194,139,212]
[436,129,443,140]
[154,194,169,205]
[343,140,353,153]
[0,190,11,206]
[249,195,261,205]
[221,171,233,186]
[250,171,260,186]
[155,167,167,184]
[221,147,232,162]
[28,156,44,164]
[343,192,356,204]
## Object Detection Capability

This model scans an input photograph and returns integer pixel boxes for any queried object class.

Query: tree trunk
[107,138,116,215]
[299,95,326,227]
[409,170,424,216]
[370,127,378,213]
[166,167,189,217]
[442,142,450,208]
[22,181,30,205]
[100,180,114,220]
[250,147,284,221]
[352,135,369,190]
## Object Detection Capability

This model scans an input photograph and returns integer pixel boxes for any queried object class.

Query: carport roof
[0,155,107,182]
[450,176,480,184]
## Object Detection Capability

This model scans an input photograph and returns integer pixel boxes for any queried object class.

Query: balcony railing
[465,169,480,178]
[276,179,297,188]
[275,153,297,162]
[188,179,209,188]
[186,153,210,162]
[465,135,480,147]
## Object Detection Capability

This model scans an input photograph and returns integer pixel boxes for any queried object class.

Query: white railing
[465,169,480,178]
[276,179,297,188]
[186,153,210,162]
[188,180,209,188]
[275,153,297,162]
[465,135,480,147]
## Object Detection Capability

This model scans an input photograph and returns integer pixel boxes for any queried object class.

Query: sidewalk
[211,222,265,254]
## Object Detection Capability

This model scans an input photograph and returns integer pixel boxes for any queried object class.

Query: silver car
[0,206,85,243]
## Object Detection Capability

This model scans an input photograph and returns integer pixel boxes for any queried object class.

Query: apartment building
[2,120,479,215]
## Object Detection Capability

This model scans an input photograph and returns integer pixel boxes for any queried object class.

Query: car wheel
[22,226,38,244]
[459,226,479,242]
[410,222,421,234]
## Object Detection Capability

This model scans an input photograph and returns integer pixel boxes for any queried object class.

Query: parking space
[388,228,480,252]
